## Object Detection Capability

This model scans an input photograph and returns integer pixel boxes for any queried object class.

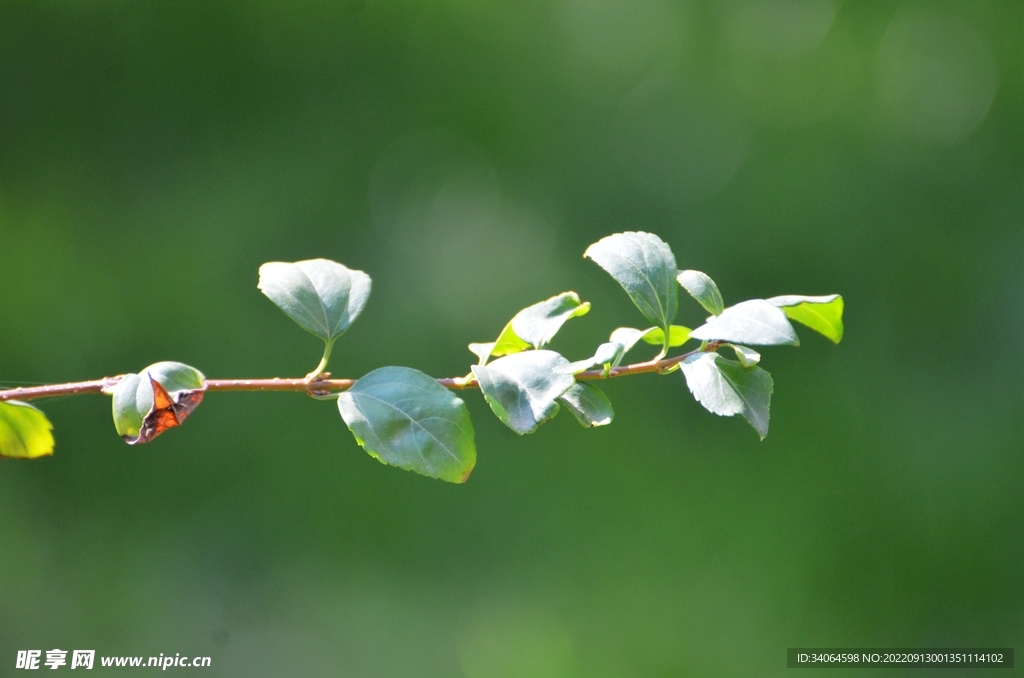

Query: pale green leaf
[111,373,144,440]
[466,321,530,366]
[0,401,54,459]
[558,382,614,428]
[510,292,591,349]
[557,341,624,375]
[767,294,844,344]
[468,342,497,365]
[690,299,799,346]
[641,325,691,348]
[585,232,678,333]
[609,327,658,354]
[562,326,661,373]
[258,259,372,343]
[730,344,761,367]
[491,322,532,359]
[471,292,590,365]
[337,366,476,483]
[681,352,774,439]
[677,270,725,316]
[471,350,575,435]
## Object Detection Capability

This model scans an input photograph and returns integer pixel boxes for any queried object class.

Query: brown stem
[0,343,721,403]
[0,378,122,402]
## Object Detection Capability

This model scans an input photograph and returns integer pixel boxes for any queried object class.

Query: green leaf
[558,382,614,427]
[609,326,657,354]
[0,401,54,459]
[111,362,207,444]
[467,322,531,365]
[467,321,530,366]
[511,292,591,349]
[143,361,206,393]
[689,300,799,346]
[729,344,761,367]
[491,321,532,357]
[681,352,774,439]
[258,259,372,344]
[561,326,662,373]
[767,294,844,344]
[677,270,725,316]
[641,325,691,348]
[337,366,476,483]
[471,350,576,435]
[468,342,497,365]
[469,292,590,365]
[558,341,625,375]
[111,373,144,439]
[585,232,678,333]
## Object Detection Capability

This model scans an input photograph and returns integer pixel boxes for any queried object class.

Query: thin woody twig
[0,343,721,403]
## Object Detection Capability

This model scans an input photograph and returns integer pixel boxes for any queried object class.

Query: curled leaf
[469,292,590,365]
[472,350,575,435]
[510,292,591,349]
[729,344,761,367]
[641,325,691,348]
[677,270,725,316]
[0,401,54,459]
[112,362,206,445]
[767,294,844,343]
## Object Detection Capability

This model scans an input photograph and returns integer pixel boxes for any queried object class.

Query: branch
[0,343,720,403]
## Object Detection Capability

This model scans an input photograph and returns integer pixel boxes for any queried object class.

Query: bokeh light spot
[876,12,998,144]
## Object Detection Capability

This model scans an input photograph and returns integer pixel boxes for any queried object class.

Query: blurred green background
[1,1,1022,675]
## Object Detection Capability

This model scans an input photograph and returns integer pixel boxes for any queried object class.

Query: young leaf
[767,294,844,344]
[681,352,774,439]
[0,401,54,458]
[471,350,575,435]
[468,342,497,365]
[585,232,678,334]
[729,344,761,367]
[111,373,144,440]
[641,325,691,348]
[689,299,799,346]
[496,321,533,355]
[510,292,590,349]
[560,326,664,373]
[258,259,372,344]
[557,341,625,375]
[609,327,657,354]
[677,270,725,316]
[558,382,614,428]
[337,366,476,483]
[112,362,206,445]
[470,292,590,365]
